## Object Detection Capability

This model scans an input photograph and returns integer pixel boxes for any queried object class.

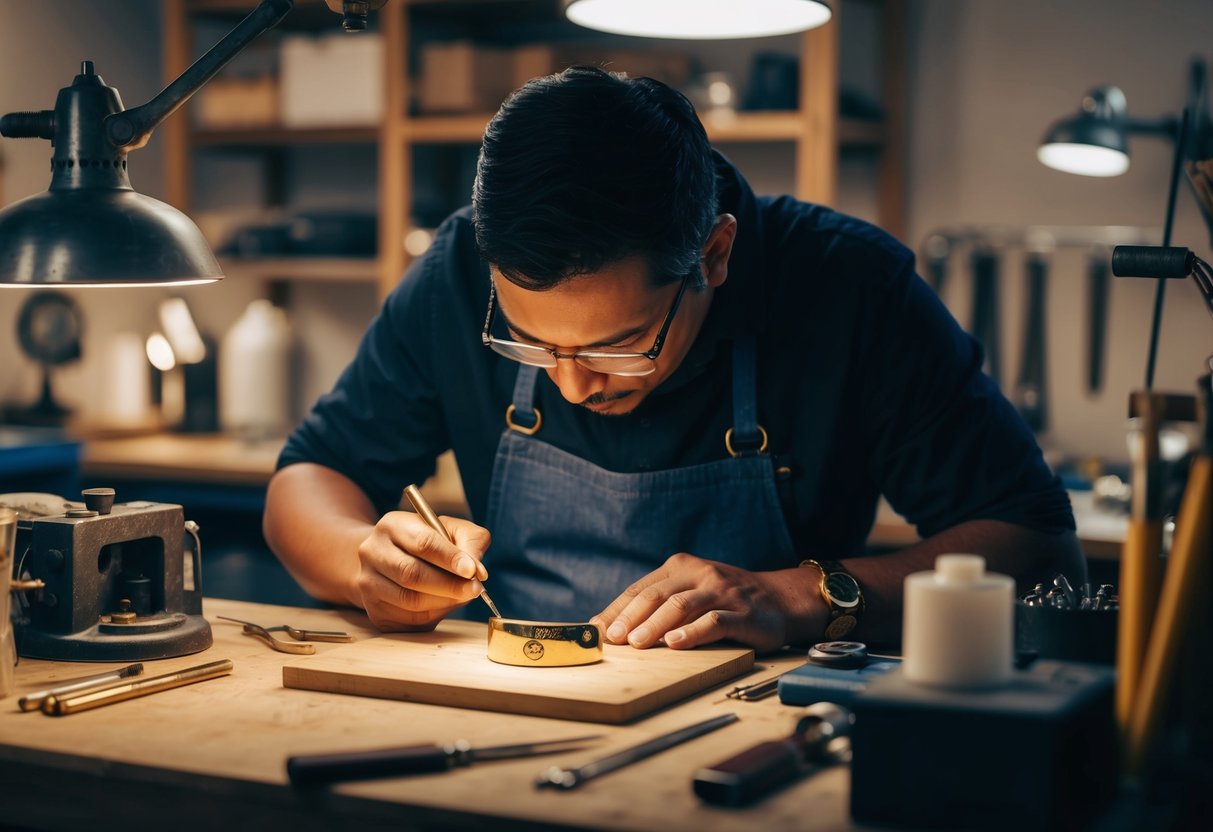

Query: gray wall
[2,0,1212,468]
[906,0,1213,463]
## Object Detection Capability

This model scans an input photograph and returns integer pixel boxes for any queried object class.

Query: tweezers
[725,675,782,701]
[217,616,352,654]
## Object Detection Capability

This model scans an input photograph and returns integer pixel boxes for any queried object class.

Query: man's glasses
[481,270,692,377]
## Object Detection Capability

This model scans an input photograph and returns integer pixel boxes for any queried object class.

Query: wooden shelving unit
[162,0,907,300]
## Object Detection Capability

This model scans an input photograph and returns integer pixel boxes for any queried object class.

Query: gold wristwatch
[801,559,865,640]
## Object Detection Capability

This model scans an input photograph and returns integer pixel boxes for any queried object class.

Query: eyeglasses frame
[480,268,694,375]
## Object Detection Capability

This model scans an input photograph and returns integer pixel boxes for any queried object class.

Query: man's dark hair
[473,65,717,290]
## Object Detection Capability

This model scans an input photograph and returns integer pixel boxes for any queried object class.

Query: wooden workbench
[0,598,854,832]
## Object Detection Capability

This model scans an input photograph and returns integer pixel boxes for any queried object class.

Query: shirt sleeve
[860,260,1075,537]
[276,220,456,516]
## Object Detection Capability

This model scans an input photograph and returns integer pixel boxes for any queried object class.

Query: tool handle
[287,744,453,786]
[693,739,804,807]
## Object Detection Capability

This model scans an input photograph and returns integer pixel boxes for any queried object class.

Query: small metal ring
[724,424,768,458]
[505,404,542,436]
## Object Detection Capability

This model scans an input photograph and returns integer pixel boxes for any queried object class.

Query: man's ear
[701,214,738,289]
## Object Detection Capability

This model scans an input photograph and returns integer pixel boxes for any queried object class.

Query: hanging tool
[693,702,853,806]
[536,713,739,790]
[922,234,949,295]
[287,734,603,786]
[970,246,1003,387]
[1087,246,1111,395]
[1014,249,1049,432]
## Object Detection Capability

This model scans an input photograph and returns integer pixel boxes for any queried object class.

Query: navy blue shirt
[279,158,1074,560]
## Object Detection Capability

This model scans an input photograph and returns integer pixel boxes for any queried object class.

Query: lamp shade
[564,0,832,39]
[0,189,222,288]
[0,62,222,287]
[1038,86,1131,177]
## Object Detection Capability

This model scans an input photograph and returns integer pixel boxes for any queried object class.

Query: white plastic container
[903,554,1015,689]
[219,300,293,439]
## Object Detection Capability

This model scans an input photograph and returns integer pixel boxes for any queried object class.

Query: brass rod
[41,659,233,716]
[403,484,501,618]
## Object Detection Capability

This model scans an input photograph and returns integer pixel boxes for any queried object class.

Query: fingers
[591,554,788,652]
[355,511,493,630]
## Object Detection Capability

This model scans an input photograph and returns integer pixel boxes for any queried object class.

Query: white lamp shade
[565,0,832,40]
[1037,142,1130,177]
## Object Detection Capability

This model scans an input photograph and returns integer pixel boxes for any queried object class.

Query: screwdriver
[287,735,602,786]
[403,483,502,618]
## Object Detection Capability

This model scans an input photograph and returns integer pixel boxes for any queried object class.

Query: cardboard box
[280,33,384,127]
[416,40,515,114]
[193,76,278,129]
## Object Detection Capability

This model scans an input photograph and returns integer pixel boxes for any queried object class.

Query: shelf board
[401,115,493,143]
[217,256,379,283]
[192,126,380,146]
[703,111,804,142]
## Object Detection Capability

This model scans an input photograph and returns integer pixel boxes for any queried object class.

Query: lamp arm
[104,0,294,150]
[1125,115,1180,139]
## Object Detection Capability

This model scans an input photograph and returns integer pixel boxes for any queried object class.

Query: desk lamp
[564,0,831,39]
[0,0,385,288]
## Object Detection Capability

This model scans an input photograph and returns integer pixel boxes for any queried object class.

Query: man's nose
[549,357,608,404]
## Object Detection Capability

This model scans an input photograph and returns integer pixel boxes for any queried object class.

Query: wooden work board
[282,620,754,724]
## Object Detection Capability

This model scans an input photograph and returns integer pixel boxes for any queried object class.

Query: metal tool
[41,658,233,715]
[287,733,602,786]
[17,662,144,712]
[217,616,351,643]
[217,616,316,654]
[403,483,502,619]
[726,676,781,701]
[1014,249,1049,432]
[4,487,212,661]
[970,246,1003,386]
[693,702,853,807]
[536,713,739,790]
[1087,246,1111,394]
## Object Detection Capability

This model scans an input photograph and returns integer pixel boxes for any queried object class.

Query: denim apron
[476,337,796,623]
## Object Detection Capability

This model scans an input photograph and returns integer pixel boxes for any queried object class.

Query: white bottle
[903,554,1015,689]
[219,299,293,440]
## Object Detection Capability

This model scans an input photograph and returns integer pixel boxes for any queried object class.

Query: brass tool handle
[403,483,502,619]
[17,663,144,712]
[243,624,315,654]
[42,659,234,715]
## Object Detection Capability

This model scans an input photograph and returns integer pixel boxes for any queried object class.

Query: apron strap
[506,365,542,434]
[726,337,767,457]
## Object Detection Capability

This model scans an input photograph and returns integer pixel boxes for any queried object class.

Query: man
[264,66,1083,652]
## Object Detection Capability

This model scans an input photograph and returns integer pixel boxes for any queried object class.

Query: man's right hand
[354,510,492,631]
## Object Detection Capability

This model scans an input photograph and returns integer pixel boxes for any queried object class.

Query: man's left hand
[590,553,814,652]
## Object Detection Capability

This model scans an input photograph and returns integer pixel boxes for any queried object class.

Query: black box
[850,661,1117,830]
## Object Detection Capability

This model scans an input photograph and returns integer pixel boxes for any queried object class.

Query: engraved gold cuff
[487,618,603,667]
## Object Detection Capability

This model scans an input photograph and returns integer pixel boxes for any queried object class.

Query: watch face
[824,572,861,608]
